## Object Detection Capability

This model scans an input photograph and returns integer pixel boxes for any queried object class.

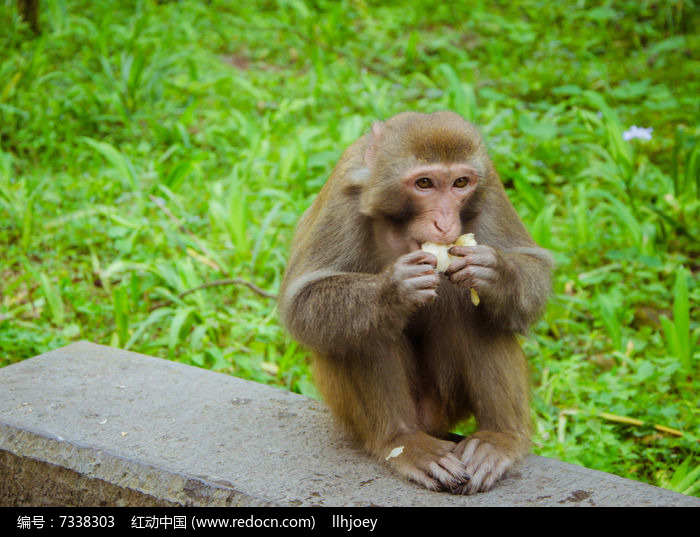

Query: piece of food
[420,241,453,272]
[421,233,480,305]
[454,233,477,248]
[470,287,480,306]
[385,446,404,460]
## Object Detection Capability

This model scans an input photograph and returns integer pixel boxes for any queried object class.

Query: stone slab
[1,341,697,506]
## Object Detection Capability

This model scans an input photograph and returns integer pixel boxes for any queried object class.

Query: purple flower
[623,126,653,141]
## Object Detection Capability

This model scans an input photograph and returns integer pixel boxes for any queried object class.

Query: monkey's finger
[447,248,498,269]
[464,463,491,494]
[445,266,474,286]
[463,441,495,473]
[449,243,492,255]
[437,451,468,477]
[402,249,438,266]
[456,437,480,463]
[400,465,443,492]
[428,461,461,488]
[408,263,440,277]
[428,452,470,491]
[444,256,470,276]
[448,266,498,287]
[448,244,499,268]
[465,253,499,270]
[465,452,512,494]
[479,455,512,492]
[446,245,476,257]
[421,253,438,269]
[392,269,438,291]
[395,260,437,278]
[404,274,441,290]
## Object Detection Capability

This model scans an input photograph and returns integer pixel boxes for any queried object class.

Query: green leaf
[517,113,557,140]
[169,307,196,351]
[83,137,139,192]
[435,63,477,122]
[39,273,65,326]
[672,267,691,371]
[113,286,129,347]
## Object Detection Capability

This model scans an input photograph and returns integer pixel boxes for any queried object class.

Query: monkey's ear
[363,121,385,168]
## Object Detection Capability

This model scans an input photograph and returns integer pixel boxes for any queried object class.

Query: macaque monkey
[279,111,552,494]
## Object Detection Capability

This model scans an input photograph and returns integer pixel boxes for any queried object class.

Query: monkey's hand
[445,243,550,332]
[451,432,518,495]
[385,250,440,309]
[445,244,514,302]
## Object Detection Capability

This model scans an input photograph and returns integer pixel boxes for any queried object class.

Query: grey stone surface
[0,341,697,507]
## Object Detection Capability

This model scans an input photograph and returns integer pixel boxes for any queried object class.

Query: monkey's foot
[384,431,470,492]
[451,432,517,494]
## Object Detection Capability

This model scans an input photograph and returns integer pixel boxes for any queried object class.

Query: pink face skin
[370,163,480,268]
[404,163,479,247]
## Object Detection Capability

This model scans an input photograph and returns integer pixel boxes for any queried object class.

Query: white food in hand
[421,233,480,305]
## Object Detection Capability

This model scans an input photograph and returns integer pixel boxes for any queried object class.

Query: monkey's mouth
[412,236,460,250]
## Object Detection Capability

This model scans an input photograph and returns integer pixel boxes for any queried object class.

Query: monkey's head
[359,111,487,250]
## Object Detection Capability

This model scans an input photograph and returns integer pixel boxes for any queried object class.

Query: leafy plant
[659,456,700,497]
[660,267,697,377]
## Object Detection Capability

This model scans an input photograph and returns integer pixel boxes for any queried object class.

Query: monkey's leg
[313,338,469,492]
[452,335,531,495]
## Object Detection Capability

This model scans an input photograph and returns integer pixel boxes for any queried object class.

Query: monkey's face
[359,111,486,260]
[402,163,479,248]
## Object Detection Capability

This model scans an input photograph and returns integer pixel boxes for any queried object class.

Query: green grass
[1,0,698,496]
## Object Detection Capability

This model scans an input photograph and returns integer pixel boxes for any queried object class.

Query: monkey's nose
[433,220,448,233]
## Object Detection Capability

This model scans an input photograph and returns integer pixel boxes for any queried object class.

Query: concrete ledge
[1,342,698,507]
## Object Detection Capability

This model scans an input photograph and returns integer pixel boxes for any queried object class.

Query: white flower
[623,125,653,141]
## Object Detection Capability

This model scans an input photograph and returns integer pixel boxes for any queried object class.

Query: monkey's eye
[416,177,433,189]
[454,177,470,188]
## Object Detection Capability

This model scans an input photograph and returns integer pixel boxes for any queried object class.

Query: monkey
[278,111,553,494]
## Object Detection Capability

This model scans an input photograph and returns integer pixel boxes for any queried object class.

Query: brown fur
[279,111,552,494]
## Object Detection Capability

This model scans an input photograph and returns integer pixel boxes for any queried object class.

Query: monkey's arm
[279,250,439,355]
[448,244,551,332]
[447,185,553,333]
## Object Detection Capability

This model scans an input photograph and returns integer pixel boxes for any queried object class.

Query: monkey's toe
[453,436,513,494]
[384,432,470,492]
